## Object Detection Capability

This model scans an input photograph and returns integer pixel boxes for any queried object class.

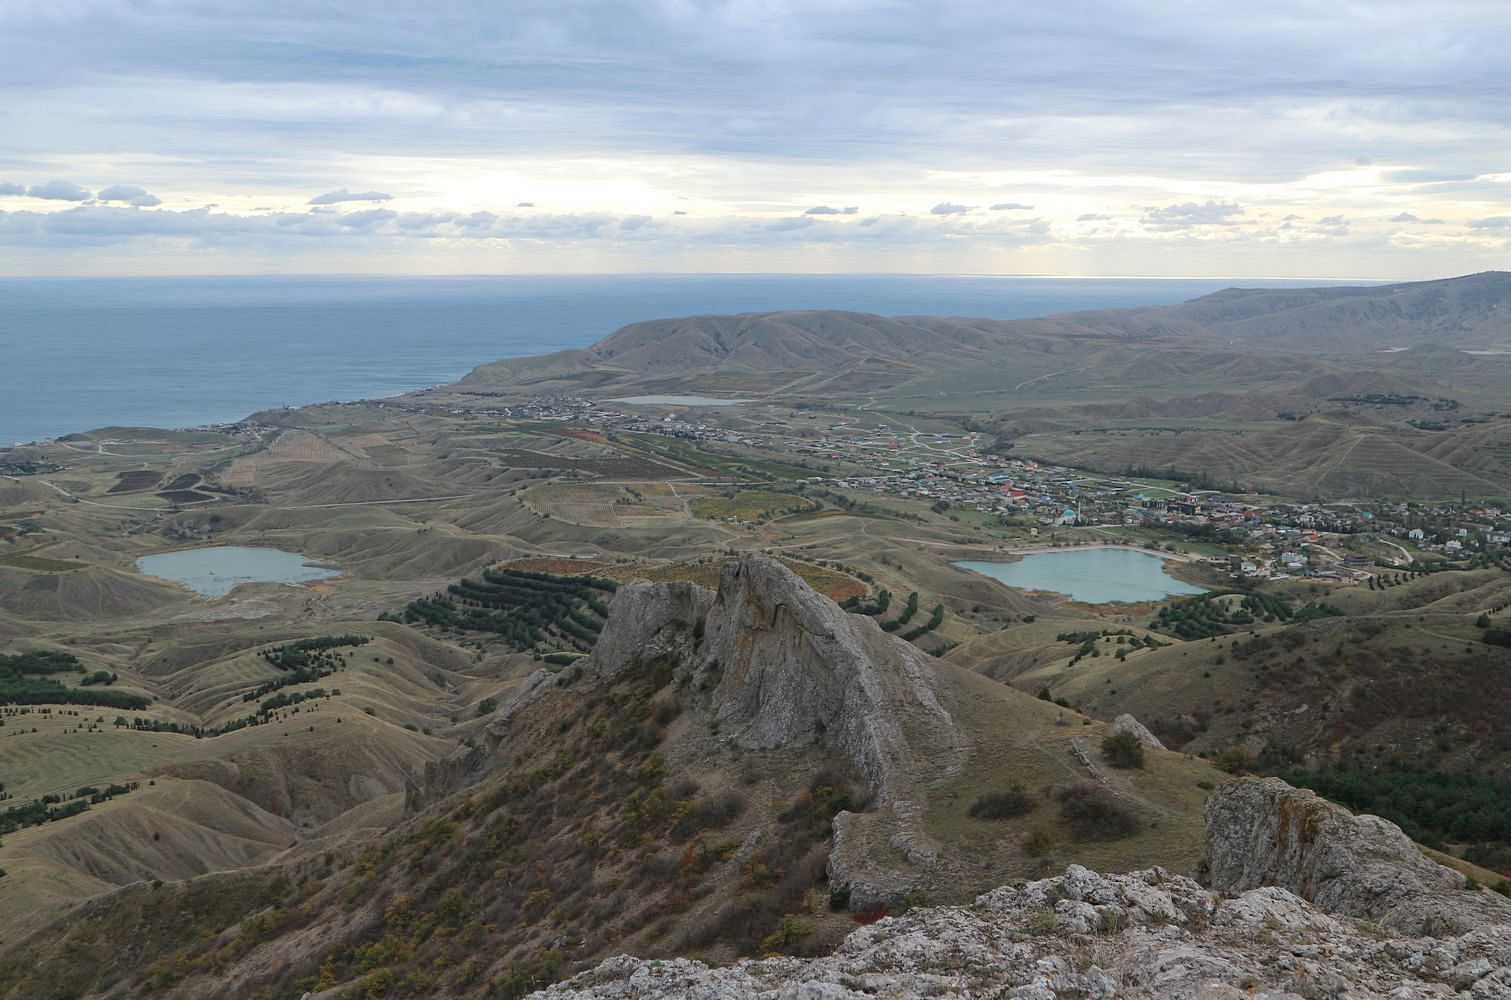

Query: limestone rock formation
[532,864,1511,999]
[1111,713,1165,750]
[692,556,957,801]
[409,555,968,903]
[1204,777,1511,935]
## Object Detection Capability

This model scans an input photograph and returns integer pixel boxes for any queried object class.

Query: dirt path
[37,479,161,512]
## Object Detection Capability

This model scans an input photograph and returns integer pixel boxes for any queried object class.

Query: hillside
[540,778,1511,997]
[1168,270,1511,351]
[0,556,1225,999]
[436,273,1511,498]
[458,272,1511,395]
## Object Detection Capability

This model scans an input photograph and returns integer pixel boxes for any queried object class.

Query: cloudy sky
[2,0,1510,276]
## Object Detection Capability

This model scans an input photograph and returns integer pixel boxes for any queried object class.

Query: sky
[2,0,1510,277]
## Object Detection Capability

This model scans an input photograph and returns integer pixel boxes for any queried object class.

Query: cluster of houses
[442,395,1511,578]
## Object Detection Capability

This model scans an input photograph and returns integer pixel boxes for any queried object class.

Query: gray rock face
[577,556,967,907]
[580,579,713,684]
[531,865,1511,999]
[1204,776,1511,936]
[695,557,956,803]
[1111,713,1165,750]
[408,556,965,894]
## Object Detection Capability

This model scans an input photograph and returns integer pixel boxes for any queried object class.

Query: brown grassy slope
[1008,416,1509,498]
[1011,593,1511,780]
[0,613,1223,1000]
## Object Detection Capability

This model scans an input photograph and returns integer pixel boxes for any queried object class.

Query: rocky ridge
[532,777,1511,999]
[412,555,968,902]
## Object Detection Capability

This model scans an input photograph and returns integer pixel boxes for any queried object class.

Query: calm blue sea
[0,274,1367,444]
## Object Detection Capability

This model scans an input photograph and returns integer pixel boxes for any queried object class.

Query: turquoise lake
[955,549,1207,604]
[136,546,340,597]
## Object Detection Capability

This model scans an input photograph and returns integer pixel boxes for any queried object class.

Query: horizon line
[0,270,1456,283]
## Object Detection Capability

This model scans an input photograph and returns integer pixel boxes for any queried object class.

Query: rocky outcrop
[532,864,1511,998]
[1111,713,1165,750]
[694,557,957,802]
[1204,776,1511,936]
[578,578,713,684]
[408,557,964,840]
[582,556,968,907]
[410,578,715,811]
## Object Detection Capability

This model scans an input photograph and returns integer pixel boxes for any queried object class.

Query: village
[493,395,1511,583]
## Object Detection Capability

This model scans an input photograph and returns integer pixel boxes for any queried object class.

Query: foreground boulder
[1204,776,1511,936]
[532,864,1511,998]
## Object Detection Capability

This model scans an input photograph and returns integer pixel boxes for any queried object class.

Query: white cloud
[803,205,858,215]
[308,188,393,205]
[27,180,92,201]
[96,184,162,207]
[5,3,1511,275]
[931,202,971,215]
[0,182,25,196]
[1140,200,1245,230]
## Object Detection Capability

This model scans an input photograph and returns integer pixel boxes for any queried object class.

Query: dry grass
[690,490,813,522]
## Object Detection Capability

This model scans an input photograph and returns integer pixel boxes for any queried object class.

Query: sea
[0,274,1371,445]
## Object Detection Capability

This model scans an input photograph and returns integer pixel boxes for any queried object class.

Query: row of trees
[386,567,617,654]
[245,635,370,703]
[0,650,149,710]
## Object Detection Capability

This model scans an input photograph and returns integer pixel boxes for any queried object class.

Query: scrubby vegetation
[1151,591,1341,639]
[1100,731,1146,769]
[899,603,945,643]
[0,650,150,709]
[0,781,139,836]
[386,567,616,653]
[243,635,369,702]
[967,785,1034,820]
[1281,768,1511,871]
[880,591,919,632]
[29,651,868,998]
[1057,784,1139,840]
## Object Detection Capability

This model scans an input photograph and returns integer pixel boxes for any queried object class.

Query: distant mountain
[458,309,1136,391]
[457,272,1511,395]
[1165,270,1511,350]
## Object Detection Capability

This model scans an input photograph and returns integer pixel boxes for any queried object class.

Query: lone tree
[1101,730,1146,769]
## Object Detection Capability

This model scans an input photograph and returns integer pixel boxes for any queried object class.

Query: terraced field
[690,489,815,521]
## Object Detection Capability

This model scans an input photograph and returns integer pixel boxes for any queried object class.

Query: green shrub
[967,785,1033,820]
[1100,730,1145,769]
[1057,784,1139,840]
[1022,827,1053,856]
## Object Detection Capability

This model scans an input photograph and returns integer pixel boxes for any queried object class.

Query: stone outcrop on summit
[533,864,1511,999]
[535,779,1511,998]
[1204,776,1511,936]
